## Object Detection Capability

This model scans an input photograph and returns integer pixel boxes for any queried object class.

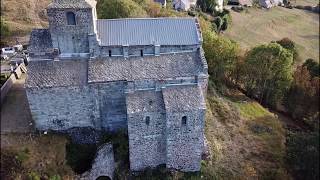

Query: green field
[224,7,319,62]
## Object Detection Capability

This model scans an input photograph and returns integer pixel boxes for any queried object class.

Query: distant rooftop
[96,18,201,46]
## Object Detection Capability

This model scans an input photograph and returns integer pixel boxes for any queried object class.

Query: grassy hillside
[223,7,319,62]
[1,0,50,45]
[203,84,289,179]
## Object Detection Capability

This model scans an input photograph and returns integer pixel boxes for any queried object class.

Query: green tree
[275,38,300,63]
[303,58,319,77]
[197,0,218,13]
[202,30,240,85]
[242,43,294,107]
[97,0,147,19]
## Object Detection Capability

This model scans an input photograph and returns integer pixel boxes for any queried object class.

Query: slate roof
[96,18,201,46]
[88,51,204,83]
[162,85,205,112]
[47,0,94,9]
[27,29,53,53]
[26,60,88,88]
[126,90,165,114]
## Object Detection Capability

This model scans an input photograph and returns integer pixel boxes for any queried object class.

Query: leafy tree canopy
[303,58,320,78]
[97,0,147,19]
[242,43,294,107]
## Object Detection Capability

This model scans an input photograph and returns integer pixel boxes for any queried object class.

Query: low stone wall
[1,74,16,104]
[1,63,26,104]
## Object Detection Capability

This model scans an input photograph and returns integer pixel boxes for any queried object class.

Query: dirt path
[1,73,35,134]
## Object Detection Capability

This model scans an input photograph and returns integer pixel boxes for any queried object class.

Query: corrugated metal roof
[96,18,201,46]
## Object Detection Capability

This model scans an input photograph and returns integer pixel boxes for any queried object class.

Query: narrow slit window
[140,50,143,56]
[66,12,76,25]
[182,116,187,125]
[108,50,112,57]
[145,116,150,125]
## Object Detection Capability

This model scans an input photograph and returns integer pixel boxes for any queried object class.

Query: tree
[242,43,294,107]
[303,58,320,78]
[285,65,319,127]
[97,0,147,19]
[202,29,240,85]
[275,38,300,63]
[197,0,218,13]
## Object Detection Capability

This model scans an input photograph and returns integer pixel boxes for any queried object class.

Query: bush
[27,172,40,180]
[65,143,97,174]
[303,58,319,77]
[286,131,319,180]
[275,38,300,62]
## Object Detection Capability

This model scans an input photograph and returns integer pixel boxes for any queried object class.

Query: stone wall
[127,91,167,171]
[47,8,94,53]
[166,110,205,171]
[26,85,100,130]
[93,81,128,131]
[128,111,167,171]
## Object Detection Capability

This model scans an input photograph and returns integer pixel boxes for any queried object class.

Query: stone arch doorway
[96,176,111,180]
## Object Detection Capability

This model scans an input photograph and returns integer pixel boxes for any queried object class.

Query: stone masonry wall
[47,8,94,53]
[92,81,128,132]
[26,85,100,130]
[128,111,167,171]
[166,110,205,171]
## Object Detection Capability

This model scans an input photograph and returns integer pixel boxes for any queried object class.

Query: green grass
[223,7,319,62]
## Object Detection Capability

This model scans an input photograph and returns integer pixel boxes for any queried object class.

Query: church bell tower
[46,0,98,55]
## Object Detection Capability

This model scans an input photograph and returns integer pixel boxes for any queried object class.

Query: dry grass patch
[0,133,75,179]
[203,88,290,179]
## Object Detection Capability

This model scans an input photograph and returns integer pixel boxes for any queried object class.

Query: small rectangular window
[182,116,187,125]
[108,50,111,57]
[140,50,143,57]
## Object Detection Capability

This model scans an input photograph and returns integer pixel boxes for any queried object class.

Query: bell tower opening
[66,12,76,25]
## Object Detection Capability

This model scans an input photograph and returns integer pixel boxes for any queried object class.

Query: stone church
[26,0,208,172]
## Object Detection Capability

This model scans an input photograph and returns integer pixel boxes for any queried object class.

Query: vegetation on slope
[223,7,319,62]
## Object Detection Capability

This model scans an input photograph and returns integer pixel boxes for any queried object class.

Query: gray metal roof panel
[96,18,200,46]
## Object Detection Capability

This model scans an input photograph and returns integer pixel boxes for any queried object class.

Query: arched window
[145,116,150,125]
[182,116,187,125]
[66,12,76,25]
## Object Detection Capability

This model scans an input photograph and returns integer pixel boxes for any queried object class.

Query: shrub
[275,38,300,62]
[286,131,319,180]
[27,171,40,180]
[303,58,319,77]
[65,142,97,174]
